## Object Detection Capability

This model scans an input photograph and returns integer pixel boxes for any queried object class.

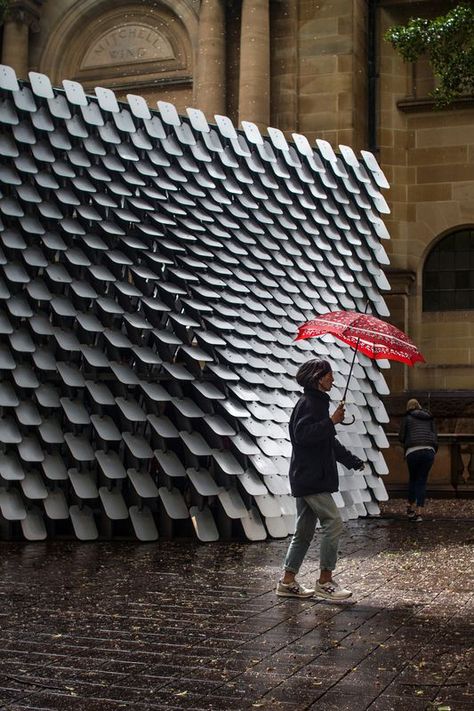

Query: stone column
[271,0,297,133]
[194,0,226,119]
[1,0,43,79]
[239,0,270,131]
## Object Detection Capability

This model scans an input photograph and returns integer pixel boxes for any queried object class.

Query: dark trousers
[406,449,435,507]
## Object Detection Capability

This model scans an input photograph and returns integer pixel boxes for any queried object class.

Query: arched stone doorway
[39,0,197,111]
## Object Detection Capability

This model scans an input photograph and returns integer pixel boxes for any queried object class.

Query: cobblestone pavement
[0,500,473,711]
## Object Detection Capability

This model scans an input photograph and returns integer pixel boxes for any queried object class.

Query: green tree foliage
[385,2,474,107]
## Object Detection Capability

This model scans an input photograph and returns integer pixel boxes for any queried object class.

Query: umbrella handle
[341,414,356,426]
[338,400,355,426]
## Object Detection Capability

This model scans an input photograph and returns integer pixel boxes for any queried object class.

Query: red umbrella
[296,309,424,420]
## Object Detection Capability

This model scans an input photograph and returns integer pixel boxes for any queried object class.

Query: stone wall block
[417,165,474,185]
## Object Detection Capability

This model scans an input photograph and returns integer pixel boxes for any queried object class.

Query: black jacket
[288,388,363,497]
[399,409,438,452]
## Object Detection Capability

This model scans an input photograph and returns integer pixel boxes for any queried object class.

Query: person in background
[276,358,365,602]
[399,398,438,522]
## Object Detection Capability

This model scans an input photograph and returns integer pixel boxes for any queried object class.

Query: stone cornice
[397,96,474,113]
[385,268,416,295]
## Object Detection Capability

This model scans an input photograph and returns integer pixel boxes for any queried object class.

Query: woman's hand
[330,402,345,425]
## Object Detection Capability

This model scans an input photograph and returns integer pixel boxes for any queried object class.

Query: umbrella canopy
[296,310,424,423]
[296,310,425,366]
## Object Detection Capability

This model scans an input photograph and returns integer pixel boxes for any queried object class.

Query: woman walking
[276,358,364,601]
[399,398,438,522]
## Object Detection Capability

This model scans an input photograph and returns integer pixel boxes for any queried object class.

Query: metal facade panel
[0,65,392,541]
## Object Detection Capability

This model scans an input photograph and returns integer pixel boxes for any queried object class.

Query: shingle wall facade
[0,64,393,540]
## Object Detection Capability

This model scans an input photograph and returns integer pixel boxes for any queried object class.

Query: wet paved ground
[0,500,473,711]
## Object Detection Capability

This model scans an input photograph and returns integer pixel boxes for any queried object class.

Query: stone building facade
[1,0,473,495]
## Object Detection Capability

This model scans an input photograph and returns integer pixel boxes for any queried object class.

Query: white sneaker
[276,579,315,598]
[314,580,352,601]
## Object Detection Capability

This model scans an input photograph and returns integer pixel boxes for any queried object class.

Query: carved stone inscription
[81,24,175,69]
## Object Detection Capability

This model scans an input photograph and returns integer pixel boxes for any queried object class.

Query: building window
[423,229,474,311]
